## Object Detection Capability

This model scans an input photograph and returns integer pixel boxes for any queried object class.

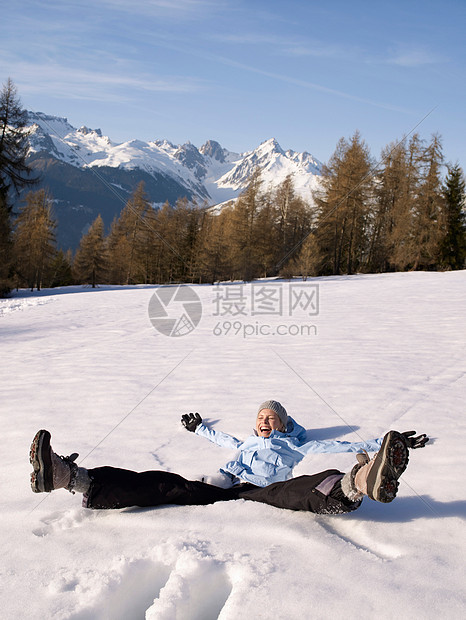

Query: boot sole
[366,431,409,503]
[30,430,53,493]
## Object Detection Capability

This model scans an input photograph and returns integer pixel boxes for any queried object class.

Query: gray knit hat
[257,400,288,429]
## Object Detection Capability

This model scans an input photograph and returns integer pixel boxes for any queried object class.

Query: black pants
[85,467,361,515]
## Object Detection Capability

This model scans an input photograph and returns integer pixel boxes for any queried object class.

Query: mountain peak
[78,126,103,137]
[174,142,207,180]
[19,111,324,249]
[200,140,226,163]
[256,137,284,155]
[22,110,323,226]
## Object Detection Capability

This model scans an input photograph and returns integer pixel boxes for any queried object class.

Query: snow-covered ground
[1,271,465,619]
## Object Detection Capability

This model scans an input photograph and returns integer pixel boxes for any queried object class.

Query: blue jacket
[196,417,383,487]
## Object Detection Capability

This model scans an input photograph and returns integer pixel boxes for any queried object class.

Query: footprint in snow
[66,559,172,620]
[64,551,233,620]
[32,508,96,537]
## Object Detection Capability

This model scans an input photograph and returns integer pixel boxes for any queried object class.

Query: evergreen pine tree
[0,193,13,296]
[73,215,107,287]
[286,233,319,280]
[150,200,179,283]
[412,134,445,269]
[387,134,445,271]
[13,189,56,290]
[254,196,280,278]
[49,249,74,287]
[225,168,264,281]
[170,197,202,283]
[388,134,423,270]
[276,174,295,254]
[273,175,314,274]
[440,163,466,269]
[314,132,374,275]
[106,182,151,284]
[196,210,231,284]
[368,141,410,272]
[0,78,36,295]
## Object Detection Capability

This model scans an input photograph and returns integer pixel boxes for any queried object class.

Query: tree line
[1,79,465,295]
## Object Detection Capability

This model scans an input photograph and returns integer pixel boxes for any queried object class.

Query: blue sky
[2,0,465,167]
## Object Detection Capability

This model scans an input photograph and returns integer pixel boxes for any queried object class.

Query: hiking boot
[357,431,409,503]
[30,429,79,493]
[340,450,371,501]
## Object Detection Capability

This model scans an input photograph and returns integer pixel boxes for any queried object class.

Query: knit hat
[257,400,288,429]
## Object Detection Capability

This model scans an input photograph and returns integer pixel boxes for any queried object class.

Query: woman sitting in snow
[29,400,428,514]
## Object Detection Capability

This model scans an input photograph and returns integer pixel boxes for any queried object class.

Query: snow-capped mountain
[211,137,321,200]
[22,111,323,249]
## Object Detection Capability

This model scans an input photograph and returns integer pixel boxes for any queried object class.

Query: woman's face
[256,409,285,437]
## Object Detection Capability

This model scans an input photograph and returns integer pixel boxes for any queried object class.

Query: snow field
[1,272,465,619]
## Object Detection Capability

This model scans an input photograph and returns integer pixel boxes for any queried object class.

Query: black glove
[181,412,202,432]
[402,431,429,449]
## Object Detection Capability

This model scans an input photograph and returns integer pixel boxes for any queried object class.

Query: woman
[30,400,428,514]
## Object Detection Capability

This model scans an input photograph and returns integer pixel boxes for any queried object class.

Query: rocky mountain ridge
[20,111,323,249]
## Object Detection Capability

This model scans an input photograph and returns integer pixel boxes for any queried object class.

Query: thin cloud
[205,53,412,114]
[387,45,447,68]
[2,60,202,103]
[283,43,351,59]
[96,0,224,18]
[211,32,352,60]
[138,36,408,113]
